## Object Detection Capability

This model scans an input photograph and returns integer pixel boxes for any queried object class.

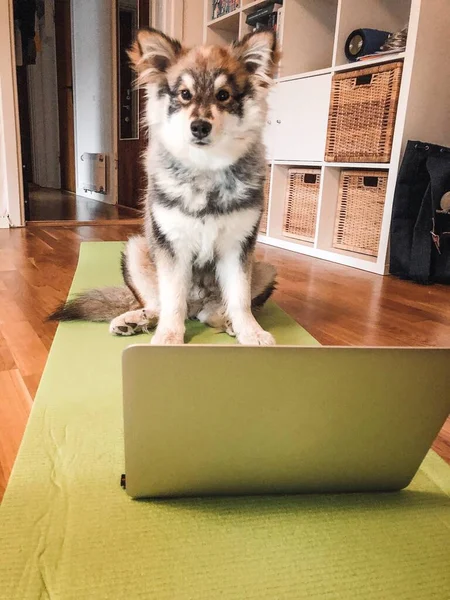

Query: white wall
[72,0,115,203]
[28,0,61,189]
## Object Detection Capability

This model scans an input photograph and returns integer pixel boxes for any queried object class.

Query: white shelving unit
[184,0,450,274]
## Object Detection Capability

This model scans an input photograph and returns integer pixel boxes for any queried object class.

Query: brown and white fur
[50,28,280,346]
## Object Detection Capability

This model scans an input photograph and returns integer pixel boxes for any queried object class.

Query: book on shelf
[212,0,240,20]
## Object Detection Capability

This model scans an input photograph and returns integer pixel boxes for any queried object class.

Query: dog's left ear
[128,27,184,85]
[232,30,280,87]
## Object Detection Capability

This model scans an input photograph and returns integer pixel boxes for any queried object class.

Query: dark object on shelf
[390,141,450,285]
[253,21,268,31]
[325,62,403,163]
[381,25,408,52]
[345,28,392,62]
[262,9,278,33]
[246,2,281,26]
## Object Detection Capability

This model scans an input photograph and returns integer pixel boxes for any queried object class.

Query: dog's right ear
[128,28,183,84]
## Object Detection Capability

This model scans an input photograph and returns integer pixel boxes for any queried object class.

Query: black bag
[390,140,450,284]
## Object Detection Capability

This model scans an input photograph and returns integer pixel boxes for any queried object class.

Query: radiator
[81,153,107,194]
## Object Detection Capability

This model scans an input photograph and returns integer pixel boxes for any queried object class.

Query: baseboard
[0,215,10,228]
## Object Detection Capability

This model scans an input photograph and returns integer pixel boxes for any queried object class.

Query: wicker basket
[333,170,387,257]
[282,168,321,242]
[260,165,271,234]
[325,62,403,163]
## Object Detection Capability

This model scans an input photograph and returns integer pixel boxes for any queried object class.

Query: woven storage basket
[333,170,387,257]
[260,165,271,234]
[325,61,403,163]
[282,168,321,242]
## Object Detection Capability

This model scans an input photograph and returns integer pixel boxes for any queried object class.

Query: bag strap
[408,143,450,283]
[409,179,434,284]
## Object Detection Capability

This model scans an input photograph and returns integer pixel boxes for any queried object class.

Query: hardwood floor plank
[0,330,16,372]
[0,293,28,324]
[0,249,16,271]
[0,370,33,493]
[0,321,49,379]
[0,223,449,501]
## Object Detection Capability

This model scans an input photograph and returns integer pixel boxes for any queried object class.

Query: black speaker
[345,28,392,62]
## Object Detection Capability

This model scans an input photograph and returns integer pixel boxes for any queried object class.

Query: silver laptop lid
[122,346,450,498]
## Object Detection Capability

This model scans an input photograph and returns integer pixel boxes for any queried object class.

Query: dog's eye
[216,89,230,102]
[180,89,192,102]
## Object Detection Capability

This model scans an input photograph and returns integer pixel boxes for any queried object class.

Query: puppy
[51,28,280,345]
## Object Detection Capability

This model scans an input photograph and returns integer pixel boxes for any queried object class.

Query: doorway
[14,0,76,221]
[13,0,142,223]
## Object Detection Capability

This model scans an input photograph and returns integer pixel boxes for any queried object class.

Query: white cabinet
[271,75,332,162]
[263,88,277,160]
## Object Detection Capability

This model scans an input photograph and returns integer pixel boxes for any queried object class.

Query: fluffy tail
[251,262,277,309]
[49,286,141,322]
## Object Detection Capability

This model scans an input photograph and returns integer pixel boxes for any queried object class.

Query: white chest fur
[153,203,260,265]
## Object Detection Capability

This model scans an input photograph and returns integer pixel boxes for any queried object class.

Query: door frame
[55,0,76,193]
[0,0,25,227]
[112,0,118,206]
[155,0,183,39]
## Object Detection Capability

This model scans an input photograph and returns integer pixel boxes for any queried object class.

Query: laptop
[121,345,450,498]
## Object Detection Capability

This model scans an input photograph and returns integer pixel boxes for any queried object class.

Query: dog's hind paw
[109,309,156,336]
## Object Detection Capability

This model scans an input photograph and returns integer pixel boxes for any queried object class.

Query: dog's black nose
[191,119,212,140]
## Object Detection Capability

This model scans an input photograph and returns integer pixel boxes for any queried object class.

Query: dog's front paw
[224,319,236,337]
[151,328,184,345]
[237,328,275,346]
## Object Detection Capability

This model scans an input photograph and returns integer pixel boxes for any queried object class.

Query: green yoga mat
[1,242,449,600]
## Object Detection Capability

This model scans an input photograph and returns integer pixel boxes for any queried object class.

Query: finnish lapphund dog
[51,28,281,346]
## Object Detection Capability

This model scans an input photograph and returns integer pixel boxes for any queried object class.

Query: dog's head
[129,28,280,169]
